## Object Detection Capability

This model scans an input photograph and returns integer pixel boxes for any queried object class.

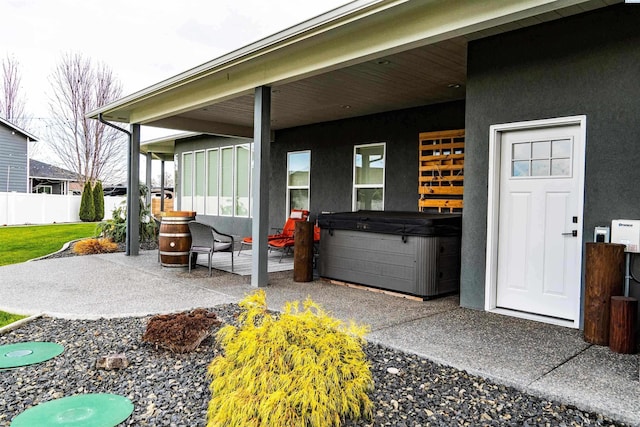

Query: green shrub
[79,181,95,222]
[207,290,374,427]
[97,184,157,243]
[93,181,105,221]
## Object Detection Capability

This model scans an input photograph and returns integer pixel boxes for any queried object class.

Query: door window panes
[511,139,572,178]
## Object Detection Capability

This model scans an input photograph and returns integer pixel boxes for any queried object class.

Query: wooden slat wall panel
[418,129,464,213]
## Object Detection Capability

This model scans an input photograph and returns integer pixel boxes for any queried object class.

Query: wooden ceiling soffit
[151,116,254,139]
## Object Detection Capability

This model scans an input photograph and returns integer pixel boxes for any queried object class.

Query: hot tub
[317,211,462,299]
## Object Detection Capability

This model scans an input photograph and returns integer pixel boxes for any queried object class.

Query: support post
[251,86,271,287]
[145,152,152,208]
[127,123,141,256]
[160,160,166,212]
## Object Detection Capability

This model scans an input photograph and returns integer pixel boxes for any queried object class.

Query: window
[220,147,234,216]
[181,143,252,217]
[235,144,251,217]
[353,143,385,211]
[206,149,219,215]
[511,139,572,178]
[181,152,193,211]
[287,150,310,216]
[194,151,205,213]
[36,185,52,194]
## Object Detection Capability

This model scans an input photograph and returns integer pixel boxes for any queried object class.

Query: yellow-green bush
[207,290,374,427]
[72,238,118,255]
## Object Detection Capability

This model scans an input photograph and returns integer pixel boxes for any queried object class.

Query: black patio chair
[188,221,234,276]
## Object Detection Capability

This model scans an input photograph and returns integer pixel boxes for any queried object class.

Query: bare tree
[47,53,126,185]
[0,54,27,128]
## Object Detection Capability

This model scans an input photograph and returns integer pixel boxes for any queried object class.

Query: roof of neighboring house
[0,116,38,141]
[29,159,77,181]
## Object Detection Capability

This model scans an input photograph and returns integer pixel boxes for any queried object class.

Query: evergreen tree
[79,181,95,222]
[93,181,105,221]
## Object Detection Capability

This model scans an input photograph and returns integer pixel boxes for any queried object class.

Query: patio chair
[237,209,309,255]
[268,224,321,263]
[188,221,234,276]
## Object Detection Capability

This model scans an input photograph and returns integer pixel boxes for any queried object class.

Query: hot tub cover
[317,211,461,237]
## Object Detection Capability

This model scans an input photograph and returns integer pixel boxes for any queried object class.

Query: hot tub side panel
[318,229,460,298]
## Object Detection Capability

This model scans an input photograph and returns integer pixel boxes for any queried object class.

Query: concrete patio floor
[0,250,638,425]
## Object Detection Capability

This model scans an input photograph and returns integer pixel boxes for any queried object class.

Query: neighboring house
[29,159,79,195]
[92,1,640,329]
[0,116,37,193]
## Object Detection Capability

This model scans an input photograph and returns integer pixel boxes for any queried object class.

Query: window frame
[286,150,311,219]
[234,143,252,218]
[181,152,194,211]
[352,142,386,211]
[205,148,220,216]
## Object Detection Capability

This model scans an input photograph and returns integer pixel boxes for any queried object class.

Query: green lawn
[0,310,26,328]
[0,222,98,266]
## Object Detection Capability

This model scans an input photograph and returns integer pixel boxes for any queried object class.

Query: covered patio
[89,0,617,294]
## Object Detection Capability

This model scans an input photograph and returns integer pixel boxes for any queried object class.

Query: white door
[496,124,583,321]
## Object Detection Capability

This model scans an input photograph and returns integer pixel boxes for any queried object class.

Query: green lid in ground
[0,342,64,369]
[11,393,134,426]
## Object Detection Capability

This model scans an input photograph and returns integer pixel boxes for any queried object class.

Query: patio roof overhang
[140,132,201,161]
[89,0,615,141]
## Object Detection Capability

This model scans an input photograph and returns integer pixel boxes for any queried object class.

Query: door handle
[562,230,578,237]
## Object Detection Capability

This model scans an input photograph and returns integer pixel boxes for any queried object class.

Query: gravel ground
[0,306,628,427]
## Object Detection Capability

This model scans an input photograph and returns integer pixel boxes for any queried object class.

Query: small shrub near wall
[207,290,374,427]
[72,238,118,255]
[97,185,156,243]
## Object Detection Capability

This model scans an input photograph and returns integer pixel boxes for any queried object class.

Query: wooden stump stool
[293,221,314,282]
[609,296,638,354]
[583,243,625,345]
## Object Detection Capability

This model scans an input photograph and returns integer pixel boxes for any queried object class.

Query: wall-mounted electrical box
[611,219,640,253]
[594,226,610,243]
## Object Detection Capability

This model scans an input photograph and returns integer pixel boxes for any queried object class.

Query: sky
[0,0,353,142]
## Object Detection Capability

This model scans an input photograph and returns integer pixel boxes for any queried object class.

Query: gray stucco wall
[176,103,465,239]
[462,3,640,310]
[272,102,465,224]
[0,125,29,192]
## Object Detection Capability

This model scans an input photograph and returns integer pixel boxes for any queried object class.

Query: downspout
[98,113,135,256]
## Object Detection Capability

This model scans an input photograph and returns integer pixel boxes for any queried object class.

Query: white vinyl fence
[0,192,127,226]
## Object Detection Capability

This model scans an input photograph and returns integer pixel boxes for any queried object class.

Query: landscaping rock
[96,353,129,370]
[0,306,629,427]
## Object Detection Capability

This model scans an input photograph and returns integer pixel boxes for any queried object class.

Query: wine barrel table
[159,211,196,268]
